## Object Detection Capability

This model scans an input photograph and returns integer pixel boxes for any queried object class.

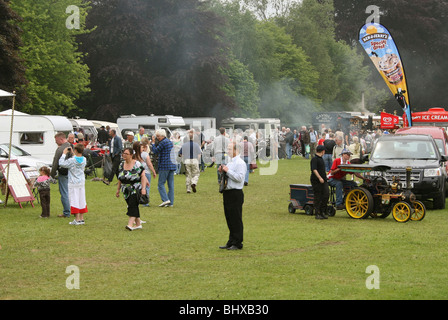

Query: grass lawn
[1,156,448,300]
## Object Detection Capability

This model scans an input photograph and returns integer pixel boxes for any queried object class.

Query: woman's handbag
[138,190,149,205]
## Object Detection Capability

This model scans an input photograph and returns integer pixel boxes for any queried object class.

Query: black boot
[315,211,325,219]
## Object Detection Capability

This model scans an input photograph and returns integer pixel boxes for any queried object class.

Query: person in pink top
[34,166,55,218]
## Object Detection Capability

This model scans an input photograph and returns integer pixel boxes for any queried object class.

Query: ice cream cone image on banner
[359,23,412,126]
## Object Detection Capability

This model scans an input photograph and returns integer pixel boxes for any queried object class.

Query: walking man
[151,129,176,207]
[104,129,123,185]
[179,130,202,193]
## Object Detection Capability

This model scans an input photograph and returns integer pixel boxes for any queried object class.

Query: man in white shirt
[218,142,247,250]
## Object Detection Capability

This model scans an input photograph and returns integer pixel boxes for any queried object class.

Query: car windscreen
[0,144,32,157]
[371,140,438,160]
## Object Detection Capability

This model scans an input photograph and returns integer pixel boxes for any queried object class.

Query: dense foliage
[0,0,446,125]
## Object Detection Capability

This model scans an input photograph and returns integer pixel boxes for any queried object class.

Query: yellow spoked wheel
[411,200,426,221]
[345,187,374,219]
[392,201,412,223]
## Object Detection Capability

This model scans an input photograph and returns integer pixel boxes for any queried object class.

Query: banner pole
[5,92,16,207]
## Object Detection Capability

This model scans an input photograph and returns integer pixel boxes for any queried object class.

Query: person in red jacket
[328,149,365,210]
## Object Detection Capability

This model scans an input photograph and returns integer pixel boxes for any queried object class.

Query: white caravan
[91,120,122,139]
[0,114,73,163]
[220,117,281,138]
[69,118,98,142]
[117,114,186,138]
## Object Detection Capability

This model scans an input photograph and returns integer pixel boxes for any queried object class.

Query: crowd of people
[39,126,254,250]
[26,123,389,247]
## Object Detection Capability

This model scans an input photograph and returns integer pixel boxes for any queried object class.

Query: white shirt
[225,155,247,190]
[110,136,115,154]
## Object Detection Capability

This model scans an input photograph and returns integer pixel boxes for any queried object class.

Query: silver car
[0,143,52,169]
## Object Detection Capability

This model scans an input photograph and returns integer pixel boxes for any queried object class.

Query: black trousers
[109,154,121,182]
[125,193,140,218]
[39,189,50,217]
[311,180,329,215]
[223,189,244,248]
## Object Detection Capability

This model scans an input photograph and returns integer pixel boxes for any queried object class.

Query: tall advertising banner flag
[359,23,412,126]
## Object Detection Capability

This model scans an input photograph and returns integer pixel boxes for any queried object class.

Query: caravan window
[234,125,250,131]
[20,132,44,145]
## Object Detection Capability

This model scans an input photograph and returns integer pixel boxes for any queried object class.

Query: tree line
[1,0,447,126]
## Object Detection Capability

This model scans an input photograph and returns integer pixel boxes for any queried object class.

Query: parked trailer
[69,118,98,142]
[183,117,216,140]
[220,117,280,138]
[0,114,73,163]
[117,114,186,138]
[91,120,122,139]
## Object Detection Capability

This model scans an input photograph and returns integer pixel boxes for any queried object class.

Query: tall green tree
[10,0,91,115]
[280,0,339,106]
[221,56,260,118]
[0,0,27,109]
[210,1,320,124]
[80,0,235,122]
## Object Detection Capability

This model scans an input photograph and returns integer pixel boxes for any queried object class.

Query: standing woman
[116,147,148,231]
[134,141,157,206]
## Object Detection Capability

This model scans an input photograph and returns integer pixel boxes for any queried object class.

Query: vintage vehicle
[288,164,426,222]
[341,164,425,222]
[288,184,315,215]
[366,134,448,209]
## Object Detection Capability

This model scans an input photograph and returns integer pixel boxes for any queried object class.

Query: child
[59,143,88,225]
[34,166,54,218]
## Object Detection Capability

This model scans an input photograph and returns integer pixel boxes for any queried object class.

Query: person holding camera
[218,142,247,250]
[59,143,88,225]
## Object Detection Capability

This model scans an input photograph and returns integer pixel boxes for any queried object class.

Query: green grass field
[1,156,448,300]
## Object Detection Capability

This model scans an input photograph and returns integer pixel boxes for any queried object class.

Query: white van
[0,115,73,163]
[117,114,185,138]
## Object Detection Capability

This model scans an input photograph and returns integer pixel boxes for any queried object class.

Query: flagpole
[5,91,16,205]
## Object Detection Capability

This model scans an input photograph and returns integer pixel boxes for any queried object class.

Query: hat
[340,148,352,155]
[316,145,325,153]
[127,131,134,136]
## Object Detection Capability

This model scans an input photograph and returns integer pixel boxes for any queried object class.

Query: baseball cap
[340,148,352,155]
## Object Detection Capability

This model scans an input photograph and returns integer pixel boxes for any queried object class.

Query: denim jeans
[158,170,174,205]
[243,156,250,183]
[323,154,333,172]
[145,172,152,197]
[286,143,292,159]
[58,174,71,217]
[328,178,357,206]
